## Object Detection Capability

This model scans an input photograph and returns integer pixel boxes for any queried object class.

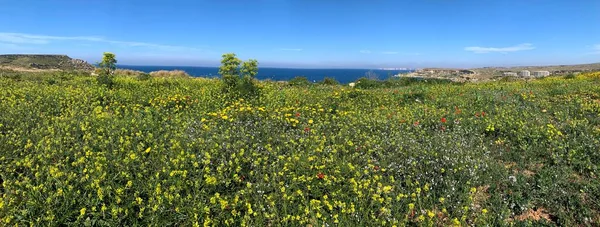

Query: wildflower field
[1,72,599,226]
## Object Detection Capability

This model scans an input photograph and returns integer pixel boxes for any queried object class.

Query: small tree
[218,53,260,98]
[240,59,260,96]
[241,59,258,79]
[219,53,242,91]
[99,52,117,76]
[97,52,117,88]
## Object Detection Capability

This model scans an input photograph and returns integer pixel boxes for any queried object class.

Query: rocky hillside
[0,54,95,71]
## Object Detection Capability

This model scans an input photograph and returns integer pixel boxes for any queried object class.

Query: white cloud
[359,50,371,54]
[381,51,398,55]
[464,43,535,54]
[0,32,201,52]
[279,48,303,51]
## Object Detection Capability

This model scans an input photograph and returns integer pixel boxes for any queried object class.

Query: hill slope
[0,54,94,71]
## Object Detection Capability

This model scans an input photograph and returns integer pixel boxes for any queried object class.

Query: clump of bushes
[320,77,339,85]
[149,70,190,78]
[115,69,146,77]
[564,73,577,79]
[136,73,152,81]
[354,77,381,89]
[288,76,311,86]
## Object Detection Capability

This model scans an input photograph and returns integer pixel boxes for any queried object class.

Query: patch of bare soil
[513,207,552,222]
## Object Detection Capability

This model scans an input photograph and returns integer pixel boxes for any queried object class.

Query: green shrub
[96,74,115,88]
[137,73,152,81]
[0,70,22,80]
[320,77,339,85]
[149,70,190,78]
[218,53,261,100]
[355,77,382,89]
[96,52,117,89]
[288,76,311,86]
[115,69,146,77]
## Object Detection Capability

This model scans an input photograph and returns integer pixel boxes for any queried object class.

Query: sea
[118,65,413,84]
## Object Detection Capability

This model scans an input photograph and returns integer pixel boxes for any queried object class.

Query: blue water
[118,65,412,84]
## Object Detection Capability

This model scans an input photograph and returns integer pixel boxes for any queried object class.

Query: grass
[0,72,599,226]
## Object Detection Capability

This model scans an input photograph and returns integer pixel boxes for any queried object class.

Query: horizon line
[116,64,415,70]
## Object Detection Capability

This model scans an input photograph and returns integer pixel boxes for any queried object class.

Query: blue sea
[118,65,413,84]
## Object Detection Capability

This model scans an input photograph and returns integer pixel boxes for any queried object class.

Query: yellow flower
[382,186,393,194]
[221,115,228,120]
[452,218,461,226]
[470,187,477,193]
[427,210,435,218]
[205,176,217,185]
[79,207,86,217]
[308,119,314,124]
[482,208,488,214]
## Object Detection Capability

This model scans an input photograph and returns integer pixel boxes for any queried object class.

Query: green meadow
[1,71,599,226]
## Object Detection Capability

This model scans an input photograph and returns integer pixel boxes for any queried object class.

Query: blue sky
[0,0,599,68]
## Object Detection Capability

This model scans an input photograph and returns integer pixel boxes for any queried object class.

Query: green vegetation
[320,77,339,85]
[0,65,599,226]
[149,70,191,78]
[218,53,260,98]
[353,77,455,89]
[96,52,117,88]
[288,76,311,86]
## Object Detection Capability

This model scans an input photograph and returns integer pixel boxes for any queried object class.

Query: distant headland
[0,54,94,71]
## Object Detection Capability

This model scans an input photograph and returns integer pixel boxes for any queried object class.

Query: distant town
[378,67,413,70]
[502,70,550,77]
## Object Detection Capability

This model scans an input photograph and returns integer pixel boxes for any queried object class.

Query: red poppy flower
[295,112,300,117]
[304,127,310,133]
[413,121,420,126]
[481,112,486,117]
[441,117,447,123]
[317,172,325,179]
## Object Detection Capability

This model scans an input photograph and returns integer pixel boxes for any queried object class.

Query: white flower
[349,82,356,87]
